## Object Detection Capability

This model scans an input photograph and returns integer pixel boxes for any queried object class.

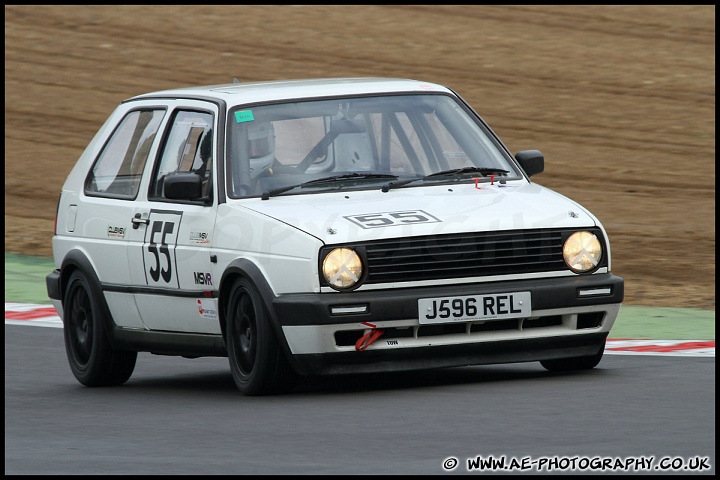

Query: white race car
[46,77,624,395]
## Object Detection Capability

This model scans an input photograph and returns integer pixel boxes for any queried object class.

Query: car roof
[125,77,454,105]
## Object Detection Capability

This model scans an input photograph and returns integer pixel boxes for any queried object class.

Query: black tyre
[226,277,296,395]
[540,340,606,372]
[63,270,137,386]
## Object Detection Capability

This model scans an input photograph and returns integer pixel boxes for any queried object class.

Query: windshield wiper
[425,166,509,179]
[303,173,398,186]
[381,176,423,192]
[262,173,397,200]
[382,167,509,192]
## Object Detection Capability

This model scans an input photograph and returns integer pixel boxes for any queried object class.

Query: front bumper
[293,332,609,375]
[46,269,62,301]
[270,273,623,375]
[273,273,623,326]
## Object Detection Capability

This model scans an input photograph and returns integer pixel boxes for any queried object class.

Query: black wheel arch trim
[57,250,105,305]
[53,249,117,344]
[219,258,298,369]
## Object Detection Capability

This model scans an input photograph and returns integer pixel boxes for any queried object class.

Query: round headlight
[322,248,363,289]
[563,231,602,273]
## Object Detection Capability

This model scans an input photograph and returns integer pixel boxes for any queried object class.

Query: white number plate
[418,292,531,324]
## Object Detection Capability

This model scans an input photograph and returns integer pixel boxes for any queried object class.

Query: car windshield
[226,93,522,198]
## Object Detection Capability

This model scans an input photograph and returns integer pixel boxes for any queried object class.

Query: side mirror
[163,172,203,200]
[514,150,544,177]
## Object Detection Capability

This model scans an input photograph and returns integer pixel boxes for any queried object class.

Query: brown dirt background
[4,5,715,310]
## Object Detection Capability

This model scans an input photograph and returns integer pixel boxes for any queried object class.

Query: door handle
[132,213,149,229]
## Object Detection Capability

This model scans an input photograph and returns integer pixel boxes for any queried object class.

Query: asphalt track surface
[4,254,716,474]
[4,324,715,475]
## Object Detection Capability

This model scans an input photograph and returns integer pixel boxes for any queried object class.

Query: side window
[85,109,165,198]
[150,110,214,201]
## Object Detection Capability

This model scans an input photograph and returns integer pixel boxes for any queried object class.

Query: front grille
[359,228,592,285]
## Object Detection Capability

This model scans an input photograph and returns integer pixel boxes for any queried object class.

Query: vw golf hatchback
[47,78,624,395]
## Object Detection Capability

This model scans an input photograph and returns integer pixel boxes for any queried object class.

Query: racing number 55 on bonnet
[46,78,624,395]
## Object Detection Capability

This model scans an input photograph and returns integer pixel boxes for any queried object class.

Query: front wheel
[63,270,137,386]
[540,340,606,372]
[225,277,296,395]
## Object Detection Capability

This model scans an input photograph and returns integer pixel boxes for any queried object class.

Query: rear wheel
[225,277,296,395]
[63,270,137,386]
[540,340,606,372]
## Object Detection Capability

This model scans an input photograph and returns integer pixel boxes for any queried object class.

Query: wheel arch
[58,249,116,339]
[218,259,291,356]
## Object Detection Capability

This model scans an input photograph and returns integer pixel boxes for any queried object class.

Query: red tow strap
[355,322,385,351]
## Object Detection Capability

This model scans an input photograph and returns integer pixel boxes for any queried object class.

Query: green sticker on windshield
[234,110,254,123]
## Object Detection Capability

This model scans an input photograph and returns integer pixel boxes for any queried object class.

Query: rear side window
[85,109,165,198]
